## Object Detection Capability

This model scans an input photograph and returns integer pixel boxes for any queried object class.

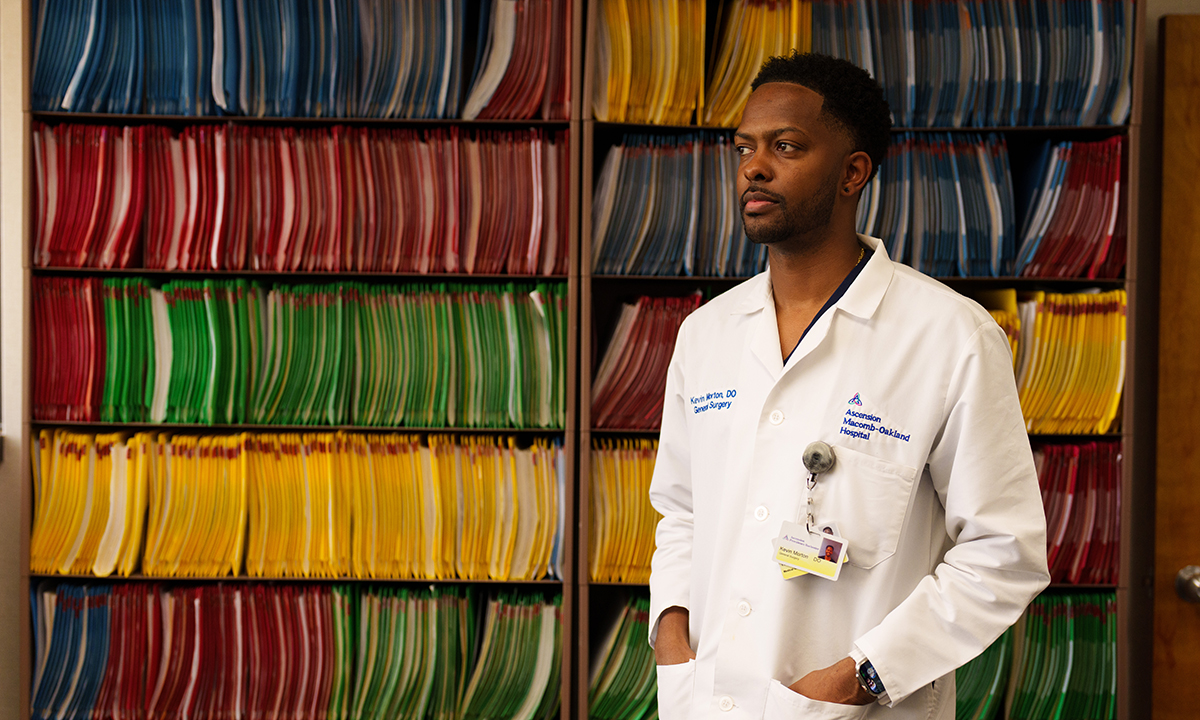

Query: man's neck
[767,227,864,313]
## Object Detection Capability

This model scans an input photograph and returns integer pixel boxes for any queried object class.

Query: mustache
[741,186,785,204]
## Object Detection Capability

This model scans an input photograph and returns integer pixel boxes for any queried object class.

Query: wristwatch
[856,658,888,702]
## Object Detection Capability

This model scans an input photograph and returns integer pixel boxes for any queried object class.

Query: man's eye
[736,146,752,156]
[778,142,796,152]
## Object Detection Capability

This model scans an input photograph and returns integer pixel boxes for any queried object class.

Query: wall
[0,0,29,718]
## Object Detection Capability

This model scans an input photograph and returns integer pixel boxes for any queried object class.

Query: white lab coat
[648,235,1050,720]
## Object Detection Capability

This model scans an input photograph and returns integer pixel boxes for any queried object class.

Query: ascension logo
[839,395,911,443]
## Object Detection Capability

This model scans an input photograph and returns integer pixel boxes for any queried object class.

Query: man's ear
[840,151,873,196]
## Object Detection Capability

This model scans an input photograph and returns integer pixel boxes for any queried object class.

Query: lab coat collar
[729,234,894,320]
[839,234,894,319]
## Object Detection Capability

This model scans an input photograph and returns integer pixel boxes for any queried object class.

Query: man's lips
[742,191,780,213]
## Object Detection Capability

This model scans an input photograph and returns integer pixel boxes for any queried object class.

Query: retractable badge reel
[771,441,850,581]
[801,441,835,533]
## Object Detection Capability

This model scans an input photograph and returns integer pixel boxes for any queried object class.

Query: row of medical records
[33,122,570,275]
[591,294,702,431]
[593,0,809,127]
[863,135,1125,279]
[30,582,563,720]
[858,133,1015,278]
[592,289,1124,434]
[956,592,1116,720]
[33,277,568,428]
[981,289,1126,434]
[590,439,660,584]
[31,0,571,120]
[811,0,1135,129]
[588,596,657,720]
[592,0,1134,128]
[591,133,766,278]
[591,0,708,126]
[1036,442,1121,586]
[1011,137,1127,279]
[586,436,1118,588]
[590,132,1124,279]
[30,429,565,581]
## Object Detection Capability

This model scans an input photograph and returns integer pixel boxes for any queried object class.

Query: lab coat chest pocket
[815,446,919,569]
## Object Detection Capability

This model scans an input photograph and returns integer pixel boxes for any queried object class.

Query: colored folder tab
[858,133,1019,278]
[589,596,657,720]
[590,439,660,584]
[1003,592,1116,720]
[32,123,147,269]
[591,0,705,125]
[32,276,105,422]
[462,0,571,121]
[1014,290,1126,434]
[1034,441,1121,585]
[592,132,763,278]
[142,434,247,578]
[29,429,151,577]
[1013,137,1125,279]
[592,294,703,430]
[704,1,811,128]
[459,592,562,720]
[29,583,116,720]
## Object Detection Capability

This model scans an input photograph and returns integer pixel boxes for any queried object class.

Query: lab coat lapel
[781,234,894,374]
[732,271,786,380]
[737,236,894,381]
[750,299,785,380]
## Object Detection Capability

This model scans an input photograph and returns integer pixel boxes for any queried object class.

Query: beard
[742,175,838,247]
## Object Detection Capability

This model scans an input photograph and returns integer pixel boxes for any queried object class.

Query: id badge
[773,520,849,581]
[775,522,850,579]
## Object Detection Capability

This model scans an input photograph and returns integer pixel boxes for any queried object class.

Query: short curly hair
[750,52,892,182]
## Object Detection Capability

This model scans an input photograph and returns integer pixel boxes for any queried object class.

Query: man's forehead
[739,82,828,134]
[738,81,856,152]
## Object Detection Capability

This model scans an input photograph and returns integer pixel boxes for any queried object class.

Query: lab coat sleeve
[851,322,1050,705]
[647,322,695,647]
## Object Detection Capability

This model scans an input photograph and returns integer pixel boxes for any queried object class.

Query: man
[648,52,1049,719]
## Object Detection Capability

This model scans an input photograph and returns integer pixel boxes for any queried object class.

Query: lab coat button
[736,601,751,616]
[769,410,784,425]
[718,696,735,712]
[754,505,769,521]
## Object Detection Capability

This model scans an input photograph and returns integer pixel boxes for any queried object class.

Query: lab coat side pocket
[819,447,919,569]
[763,680,872,720]
[656,659,697,720]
